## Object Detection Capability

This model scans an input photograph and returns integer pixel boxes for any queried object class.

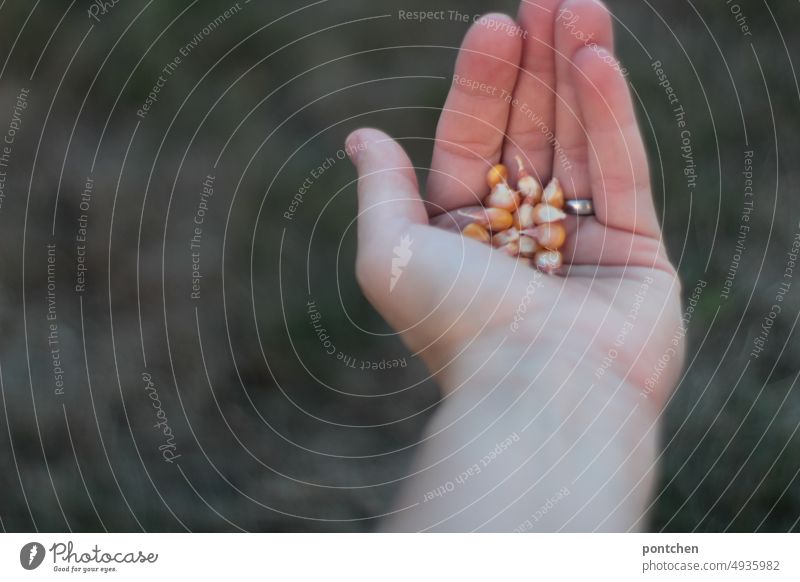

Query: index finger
[426,14,523,214]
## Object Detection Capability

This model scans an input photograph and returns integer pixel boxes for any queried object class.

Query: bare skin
[346,0,684,531]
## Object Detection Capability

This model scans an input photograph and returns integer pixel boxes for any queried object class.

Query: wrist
[391,336,662,531]
[434,320,609,398]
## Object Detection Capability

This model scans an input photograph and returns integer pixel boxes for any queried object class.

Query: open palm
[347,0,684,410]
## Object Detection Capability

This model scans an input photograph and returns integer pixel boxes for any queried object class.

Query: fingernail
[594,46,613,59]
[345,132,364,164]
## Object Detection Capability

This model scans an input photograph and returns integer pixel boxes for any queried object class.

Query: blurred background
[0,0,798,532]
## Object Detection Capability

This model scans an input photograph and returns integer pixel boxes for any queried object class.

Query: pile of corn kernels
[459,156,567,273]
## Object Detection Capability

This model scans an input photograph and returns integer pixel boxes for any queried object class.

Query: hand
[348,0,683,403]
[346,0,685,530]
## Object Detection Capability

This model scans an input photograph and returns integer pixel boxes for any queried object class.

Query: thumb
[346,128,428,244]
[346,128,428,300]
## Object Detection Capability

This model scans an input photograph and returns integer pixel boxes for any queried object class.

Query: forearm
[383,339,660,532]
